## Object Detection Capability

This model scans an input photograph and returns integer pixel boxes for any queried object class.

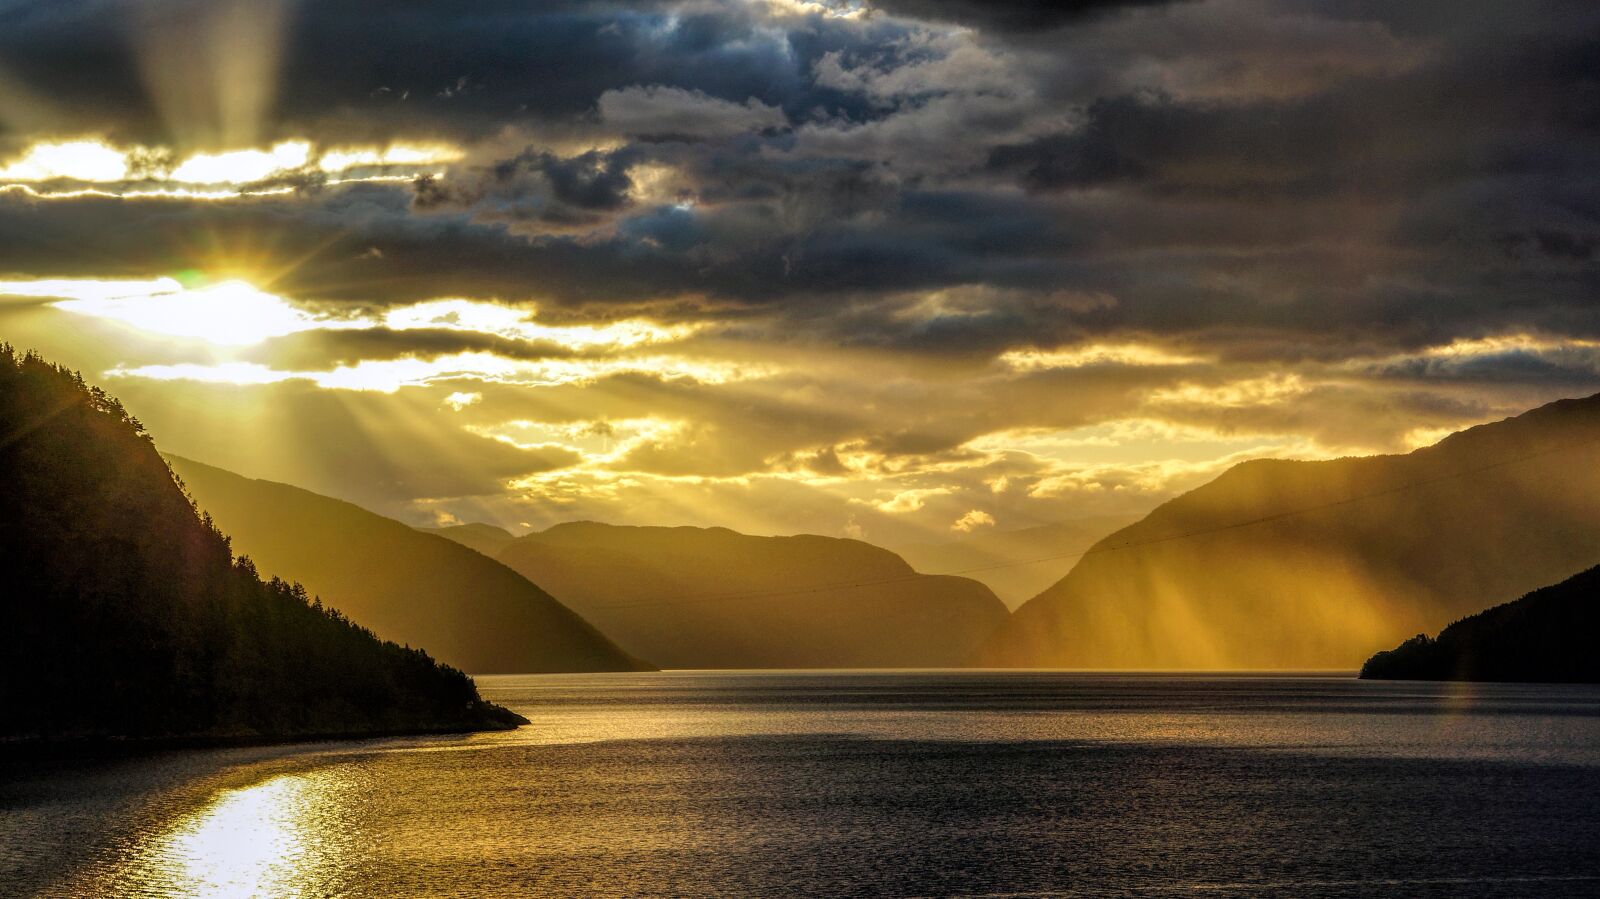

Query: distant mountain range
[0,347,522,742]
[419,522,517,558]
[167,457,648,674]
[1361,565,1600,683]
[430,521,1010,669]
[894,517,1140,609]
[15,336,1596,745]
[977,392,1600,669]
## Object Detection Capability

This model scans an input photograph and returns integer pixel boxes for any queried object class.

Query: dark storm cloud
[987,32,1600,198]
[0,0,865,144]
[517,151,636,211]
[413,146,647,230]
[1367,347,1600,390]
[249,328,598,370]
[868,0,1194,33]
[0,0,1595,367]
[0,1,144,143]
[0,180,1081,309]
[7,0,1600,539]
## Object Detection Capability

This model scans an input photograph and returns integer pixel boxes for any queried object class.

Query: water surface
[5,672,1600,897]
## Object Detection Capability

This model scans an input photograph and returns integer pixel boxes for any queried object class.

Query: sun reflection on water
[110,767,364,898]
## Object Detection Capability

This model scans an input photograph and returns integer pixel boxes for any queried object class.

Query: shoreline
[0,717,524,760]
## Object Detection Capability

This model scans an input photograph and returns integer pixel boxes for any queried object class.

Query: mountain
[977,393,1600,669]
[166,457,648,674]
[1361,565,1600,683]
[419,522,517,557]
[0,346,522,742]
[492,522,1010,668]
[894,516,1140,609]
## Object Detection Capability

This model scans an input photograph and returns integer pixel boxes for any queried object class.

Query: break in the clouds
[0,0,1596,543]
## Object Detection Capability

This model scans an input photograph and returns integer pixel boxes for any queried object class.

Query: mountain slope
[419,523,517,558]
[1360,564,1600,683]
[894,516,1140,609]
[166,456,648,674]
[0,347,522,741]
[977,393,1600,669]
[494,522,1009,668]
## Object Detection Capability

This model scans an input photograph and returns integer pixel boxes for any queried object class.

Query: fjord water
[5,673,1600,898]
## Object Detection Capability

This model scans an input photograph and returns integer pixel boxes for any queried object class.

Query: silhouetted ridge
[0,347,524,742]
[166,458,649,675]
[418,522,518,558]
[1360,565,1600,683]
[490,521,1009,668]
[978,391,1600,669]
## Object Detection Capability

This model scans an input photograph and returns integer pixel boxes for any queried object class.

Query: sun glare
[2,276,709,358]
[112,352,769,392]
[102,769,364,897]
[0,140,131,182]
[0,137,462,198]
[170,140,312,184]
[0,277,355,345]
[318,143,464,172]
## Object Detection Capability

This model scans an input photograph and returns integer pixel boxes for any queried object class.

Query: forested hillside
[0,347,523,741]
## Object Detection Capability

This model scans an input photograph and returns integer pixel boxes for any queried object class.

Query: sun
[0,276,353,346]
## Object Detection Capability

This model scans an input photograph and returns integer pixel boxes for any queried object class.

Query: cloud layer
[0,0,1596,543]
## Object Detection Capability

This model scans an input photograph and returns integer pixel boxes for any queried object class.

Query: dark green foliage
[1360,565,1600,683]
[0,346,524,741]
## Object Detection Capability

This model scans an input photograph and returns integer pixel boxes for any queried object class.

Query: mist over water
[5,672,1600,897]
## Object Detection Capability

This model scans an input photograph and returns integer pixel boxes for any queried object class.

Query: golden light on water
[109,769,362,898]
[161,776,316,896]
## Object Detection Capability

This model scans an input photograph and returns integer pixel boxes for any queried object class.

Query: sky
[0,0,1596,545]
